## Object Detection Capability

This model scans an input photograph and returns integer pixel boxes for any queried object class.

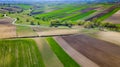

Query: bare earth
[95,31,120,46]
[54,37,99,67]
[62,34,120,67]
[34,38,63,67]
[34,28,80,36]
[105,10,120,24]
[0,18,16,38]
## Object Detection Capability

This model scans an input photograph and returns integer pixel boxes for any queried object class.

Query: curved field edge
[46,37,80,67]
[0,39,45,67]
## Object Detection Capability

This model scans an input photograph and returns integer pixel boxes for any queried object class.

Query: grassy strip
[46,37,80,67]
[71,10,96,21]
[0,39,45,67]
[35,38,63,67]
[98,7,120,21]
[61,13,81,21]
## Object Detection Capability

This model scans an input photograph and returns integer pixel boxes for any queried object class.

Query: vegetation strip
[70,10,96,21]
[46,37,80,67]
[98,7,120,21]
[34,38,63,67]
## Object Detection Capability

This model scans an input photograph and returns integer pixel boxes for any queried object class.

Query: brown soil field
[33,27,80,36]
[1,7,22,13]
[54,37,99,67]
[62,34,120,67]
[0,18,13,25]
[94,31,120,46]
[104,10,120,24]
[32,27,59,32]
[0,18,16,38]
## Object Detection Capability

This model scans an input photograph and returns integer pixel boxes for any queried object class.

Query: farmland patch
[104,10,120,24]
[62,34,120,67]
[0,18,16,38]
[0,39,45,67]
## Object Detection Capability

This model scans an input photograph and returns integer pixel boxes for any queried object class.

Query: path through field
[34,38,63,67]
[61,34,120,67]
[54,37,99,67]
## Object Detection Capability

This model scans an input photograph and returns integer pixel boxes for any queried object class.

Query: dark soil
[62,34,120,67]
[86,6,117,21]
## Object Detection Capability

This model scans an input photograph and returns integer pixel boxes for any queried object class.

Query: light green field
[0,39,45,67]
[0,13,3,18]
[16,4,32,9]
[46,37,80,67]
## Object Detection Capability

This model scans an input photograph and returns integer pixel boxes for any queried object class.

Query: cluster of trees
[50,19,73,28]
[77,19,120,31]
[30,21,40,25]
[35,16,55,21]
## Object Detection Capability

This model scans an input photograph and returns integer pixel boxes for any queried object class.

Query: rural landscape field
[0,0,120,67]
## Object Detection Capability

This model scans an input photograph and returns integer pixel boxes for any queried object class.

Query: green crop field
[46,37,80,67]
[34,4,89,20]
[71,10,96,21]
[62,10,96,22]
[0,39,45,67]
[5,3,113,26]
[0,1,120,67]
[16,4,32,9]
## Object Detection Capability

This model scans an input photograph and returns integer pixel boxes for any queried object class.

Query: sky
[0,0,95,1]
[0,0,119,2]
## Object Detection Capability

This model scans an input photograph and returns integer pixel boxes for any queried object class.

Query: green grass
[46,37,80,67]
[0,39,45,67]
[16,26,37,37]
[17,4,32,9]
[61,13,81,21]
